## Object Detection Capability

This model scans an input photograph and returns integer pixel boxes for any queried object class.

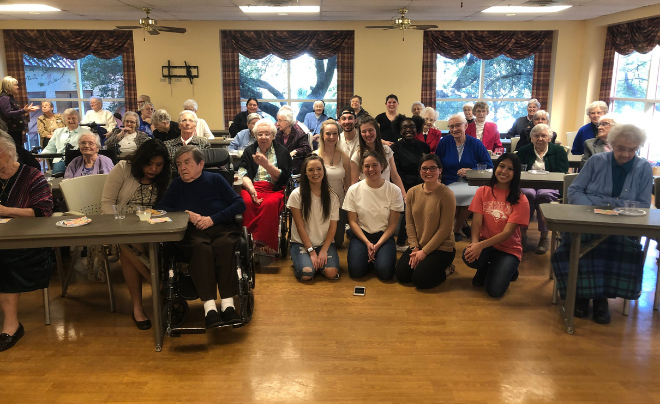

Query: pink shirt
[469,186,530,260]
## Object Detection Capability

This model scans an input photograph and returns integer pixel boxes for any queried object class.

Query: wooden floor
[3,223,660,404]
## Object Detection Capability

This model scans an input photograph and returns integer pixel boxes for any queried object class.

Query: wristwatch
[307,247,314,254]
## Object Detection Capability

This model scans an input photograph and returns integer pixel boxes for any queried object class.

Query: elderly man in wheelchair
[156,145,246,329]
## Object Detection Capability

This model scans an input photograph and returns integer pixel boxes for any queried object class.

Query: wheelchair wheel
[235,290,254,327]
[279,212,289,259]
[242,226,256,289]
[163,296,188,330]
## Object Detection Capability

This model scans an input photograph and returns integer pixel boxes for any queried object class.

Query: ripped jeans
[290,242,340,280]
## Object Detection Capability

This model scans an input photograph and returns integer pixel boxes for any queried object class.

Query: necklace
[327,148,337,166]
[0,178,9,200]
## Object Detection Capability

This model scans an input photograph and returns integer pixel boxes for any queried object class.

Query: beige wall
[1,7,659,143]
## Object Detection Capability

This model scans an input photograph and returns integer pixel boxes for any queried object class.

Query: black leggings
[395,248,456,289]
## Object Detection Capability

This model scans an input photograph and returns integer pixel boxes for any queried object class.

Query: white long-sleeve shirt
[82,109,117,132]
[195,117,214,139]
[42,126,90,162]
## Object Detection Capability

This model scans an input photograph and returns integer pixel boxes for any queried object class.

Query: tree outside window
[239,53,337,123]
[436,53,534,132]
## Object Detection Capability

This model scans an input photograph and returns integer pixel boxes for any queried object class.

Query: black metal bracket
[161,60,199,84]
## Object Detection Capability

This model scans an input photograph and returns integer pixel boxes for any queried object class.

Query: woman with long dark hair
[101,139,171,330]
[462,153,530,298]
[287,155,340,281]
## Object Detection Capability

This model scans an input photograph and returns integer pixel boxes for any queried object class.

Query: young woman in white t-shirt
[287,155,340,281]
[343,150,405,280]
[349,115,407,199]
[314,119,351,247]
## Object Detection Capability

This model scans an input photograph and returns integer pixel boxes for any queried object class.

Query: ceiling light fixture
[240,6,320,13]
[482,5,571,13]
[0,4,60,12]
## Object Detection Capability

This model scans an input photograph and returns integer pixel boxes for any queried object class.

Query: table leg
[564,232,581,335]
[148,242,163,352]
[55,248,65,288]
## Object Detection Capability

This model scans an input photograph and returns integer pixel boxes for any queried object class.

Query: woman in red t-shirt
[462,153,530,298]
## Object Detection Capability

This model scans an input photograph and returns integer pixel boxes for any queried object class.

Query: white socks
[203,300,217,315]
[220,298,235,312]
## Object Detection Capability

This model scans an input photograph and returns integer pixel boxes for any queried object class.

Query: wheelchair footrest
[170,327,207,335]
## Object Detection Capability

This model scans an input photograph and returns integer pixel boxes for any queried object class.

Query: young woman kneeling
[395,154,456,289]
[462,153,530,298]
[343,150,404,280]
[288,155,341,281]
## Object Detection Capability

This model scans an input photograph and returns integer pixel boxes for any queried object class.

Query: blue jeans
[290,242,340,280]
[462,246,520,298]
[346,229,396,280]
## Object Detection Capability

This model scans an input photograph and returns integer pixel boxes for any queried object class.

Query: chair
[64,147,119,166]
[551,173,578,304]
[511,137,520,152]
[566,131,578,153]
[434,120,448,130]
[622,176,660,314]
[58,174,116,312]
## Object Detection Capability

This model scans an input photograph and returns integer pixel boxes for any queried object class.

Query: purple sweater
[64,155,115,179]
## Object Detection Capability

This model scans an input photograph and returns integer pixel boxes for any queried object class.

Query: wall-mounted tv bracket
[161,60,199,84]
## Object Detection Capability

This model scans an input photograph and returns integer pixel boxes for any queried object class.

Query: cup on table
[135,206,151,221]
[112,204,126,219]
[477,163,487,172]
[521,164,528,171]
[623,200,639,214]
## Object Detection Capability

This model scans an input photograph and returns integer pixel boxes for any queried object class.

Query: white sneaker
[396,244,408,253]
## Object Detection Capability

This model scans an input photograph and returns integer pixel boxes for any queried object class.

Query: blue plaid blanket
[551,233,644,300]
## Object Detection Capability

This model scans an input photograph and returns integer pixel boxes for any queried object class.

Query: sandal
[445,264,455,277]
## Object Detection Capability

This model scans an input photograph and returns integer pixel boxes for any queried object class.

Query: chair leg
[43,288,51,325]
[61,246,80,297]
[55,248,65,285]
[623,299,630,316]
[104,254,116,313]
[549,232,557,280]
[655,258,660,311]
[552,276,558,305]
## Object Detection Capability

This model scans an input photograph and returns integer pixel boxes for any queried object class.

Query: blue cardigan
[228,128,254,151]
[568,152,653,208]
[156,171,246,225]
[436,135,493,185]
[571,122,597,155]
[303,112,328,134]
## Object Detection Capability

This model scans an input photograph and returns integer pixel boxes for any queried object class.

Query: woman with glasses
[138,102,155,137]
[515,124,568,254]
[417,107,443,153]
[106,111,150,157]
[560,123,653,325]
[395,154,456,289]
[581,114,617,168]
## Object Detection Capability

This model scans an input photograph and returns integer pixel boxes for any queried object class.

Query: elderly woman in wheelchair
[238,119,293,255]
[156,145,247,329]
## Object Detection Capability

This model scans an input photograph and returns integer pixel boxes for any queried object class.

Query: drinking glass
[135,206,151,221]
[623,200,639,214]
[521,164,528,171]
[112,204,126,219]
[477,163,487,172]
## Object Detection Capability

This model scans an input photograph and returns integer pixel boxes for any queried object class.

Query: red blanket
[241,181,285,255]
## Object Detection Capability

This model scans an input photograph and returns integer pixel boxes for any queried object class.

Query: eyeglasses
[598,122,612,127]
[420,166,439,172]
[401,124,416,130]
[448,124,464,130]
[79,141,96,146]
[532,134,549,139]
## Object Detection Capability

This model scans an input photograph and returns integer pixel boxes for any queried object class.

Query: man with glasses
[571,101,608,155]
[581,114,617,168]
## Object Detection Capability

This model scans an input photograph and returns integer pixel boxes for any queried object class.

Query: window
[24,54,125,139]
[239,53,337,124]
[609,46,660,160]
[435,53,534,131]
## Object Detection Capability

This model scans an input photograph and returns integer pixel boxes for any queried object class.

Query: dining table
[539,203,660,335]
[0,212,189,351]
[466,169,565,190]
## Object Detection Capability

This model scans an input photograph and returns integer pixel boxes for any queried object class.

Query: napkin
[0,219,11,223]
[62,216,92,226]
[148,217,172,224]
[594,209,618,216]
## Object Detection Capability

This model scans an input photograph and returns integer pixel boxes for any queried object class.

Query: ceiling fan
[365,8,438,41]
[115,8,186,37]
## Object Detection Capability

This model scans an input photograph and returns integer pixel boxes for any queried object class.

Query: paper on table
[0,219,11,223]
[594,209,619,216]
[148,217,172,224]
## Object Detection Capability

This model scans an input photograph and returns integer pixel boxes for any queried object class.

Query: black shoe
[461,223,472,238]
[593,298,611,324]
[132,313,152,330]
[0,323,24,352]
[472,269,487,287]
[205,310,224,328]
[454,232,463,242]
[574,298,590,318]
[221,307,242,325]
[511,270,519,282]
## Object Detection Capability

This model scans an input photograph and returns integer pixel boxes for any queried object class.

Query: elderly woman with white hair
[417,107,443,153]
[238,118,293,254]
[137,102,154,137]
[82,96,116,132]
[151,109,180,142]
[515,110,557,151]
[41,108,91,173]
[507,98,540,139]
[303,100,329,145]
[0,131,53,351]
[571,100,608,155]
[182,99,213,139]
[516,124,568,254]
[411,102,424,117]
[64,133,115,178]
[106,111,150,157]
[581,114,617,167]
[466,101,502,152]
[463,102,475,125]
[164,110,210,174]
[275,106,311,175]
[557,123,653,325]
[228,112,260,152]
[436,113,493,241]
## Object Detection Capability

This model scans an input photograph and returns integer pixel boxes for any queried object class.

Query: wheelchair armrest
[234,214,243,227]
[51,172,64,178]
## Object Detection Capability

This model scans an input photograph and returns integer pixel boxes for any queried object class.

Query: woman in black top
[229,97,260,137]
[151,109,181,142]
[0,77,39,150]
[375,94,405,145]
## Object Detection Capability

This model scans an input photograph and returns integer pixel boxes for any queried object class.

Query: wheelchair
[160,148,255,337]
